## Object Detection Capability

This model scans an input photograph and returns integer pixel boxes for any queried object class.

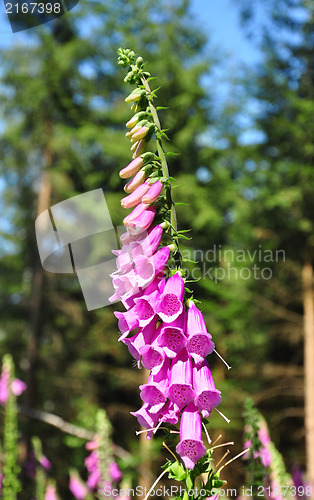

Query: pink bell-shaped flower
[192,360,221,418]
[186,301,215,364]
[155,272,185,323]
[69,473,88,500]
[139,358,169,413]
[157,311,187,358]
[166,350,195,409]
[130,403,160,440]
[176,403,206,469]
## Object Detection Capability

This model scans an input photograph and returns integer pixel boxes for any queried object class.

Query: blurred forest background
[0,0,313,497]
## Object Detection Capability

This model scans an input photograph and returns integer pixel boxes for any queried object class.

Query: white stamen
[214,349,232,370]
[215,408,231,423]
[153,420,163,434]
[135,421,165,436]
[135,427,156,436]
[202,422,212,445]
[144,468,170,500]
[218,448,250,473]
[210,441,234,451]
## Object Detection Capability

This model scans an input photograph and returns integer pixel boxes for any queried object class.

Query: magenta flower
[69,473,88,499]
[134,291,158,327]
[11,378,27,397]
[39,455,52,470]
[185,301,215,363]
[130,403,161,440]
[0,364,27,405]
[157,311,187,358]
[193,361,221,417]
[125,206,156,235]
[123,202,149,226]
[85,449,101,490]
[110,462,122,482]
[139,360,169,413]
[121,320,158,366]
[132,224,163,258]
[140,332,167,372]
[159,400,181,425]
[155,272,185,323]
[115,225,163,272]
[114,307,139,336]
[0,365,10,404]
[176,403,206,469]
[260,447,272,468]
[45,485,58,500]
[166,350,195,409]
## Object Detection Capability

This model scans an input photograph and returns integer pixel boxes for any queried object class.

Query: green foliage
[243,398,266,493]
[163,449,227,500]
[1,354,21,499]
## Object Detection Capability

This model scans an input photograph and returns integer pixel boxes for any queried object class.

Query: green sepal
[176,234,192,240]
[165,151,181,156]
[163,460,186,482]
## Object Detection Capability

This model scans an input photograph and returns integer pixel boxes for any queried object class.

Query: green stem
[141,77,178,235]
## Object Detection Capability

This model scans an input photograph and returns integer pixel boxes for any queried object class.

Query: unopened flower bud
[168,244,177,252]
[126,116,139,129]
[124,170,146,193]
[125,89,146,104]
[136,57,143,67]
[130,141,140,152]
[121,181,150,209]
[131,125,153,143]
[142,180,163,204]
[126,124,141,139]
[126,111,146,129]
[132,139,147,159]
[128,120,149,139]
[119,157,144,179]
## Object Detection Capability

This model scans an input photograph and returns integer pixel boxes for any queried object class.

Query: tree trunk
[302,253,314,484]
[25,121,52,410]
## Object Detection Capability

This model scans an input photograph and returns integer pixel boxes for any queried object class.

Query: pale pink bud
[128,124,142,138]
[121,182,150,209]
[132,140,146,159]
[119,157,144,179]
[126,115,139,128]
[124,171,146,193]
[131,126,150,143]
[142,180,163,204]
[123,203,148,226]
